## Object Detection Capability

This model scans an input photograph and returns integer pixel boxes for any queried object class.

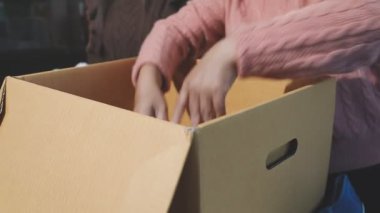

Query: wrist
[137,64,164,90]
[219,38,237,69]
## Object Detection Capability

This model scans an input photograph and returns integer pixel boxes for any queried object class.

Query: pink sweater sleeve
[132,0,225,90]
[233,0,380,79]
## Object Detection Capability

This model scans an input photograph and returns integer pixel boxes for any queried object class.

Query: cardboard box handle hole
[266,138,298,170]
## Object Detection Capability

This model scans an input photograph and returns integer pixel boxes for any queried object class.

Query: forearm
[132,0,225,91]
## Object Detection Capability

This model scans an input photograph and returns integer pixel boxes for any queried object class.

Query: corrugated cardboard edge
[0,77,6,126]
[169,127,201,213]
[17,59,133,80]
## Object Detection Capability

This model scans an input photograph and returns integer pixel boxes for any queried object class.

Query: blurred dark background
[0,0,86,81]
[0,0,187,82]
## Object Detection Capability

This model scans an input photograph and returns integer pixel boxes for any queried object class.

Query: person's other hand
[134,64,168,120]
[172,39,237,126]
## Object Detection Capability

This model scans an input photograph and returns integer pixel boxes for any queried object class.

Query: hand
[172,39,237,126]
[134,64,168,120]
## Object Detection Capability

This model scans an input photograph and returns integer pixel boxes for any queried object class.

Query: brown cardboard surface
[19,59,136,111]
[226,77,291,115]
[0,59,336,213]
[171,80,336,213]
[0,77,191,213]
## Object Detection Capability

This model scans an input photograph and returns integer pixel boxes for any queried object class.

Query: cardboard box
[0,58,336,213]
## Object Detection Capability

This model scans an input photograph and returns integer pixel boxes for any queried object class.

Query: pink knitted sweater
[133,0,380,173]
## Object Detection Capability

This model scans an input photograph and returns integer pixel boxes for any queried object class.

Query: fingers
[136,91,226,125]
[135,103,168,121]
[172,89,188,124]
[200,94,216,122]
[212,92,226,117]
[134,87,168,120]
[173,75,229,125]
[189,92,201,126]
[173,87,225,125]
[134,105,155,117]
[155,103,168,121]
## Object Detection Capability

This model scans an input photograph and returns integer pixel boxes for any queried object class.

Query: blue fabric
[319,175,364,213]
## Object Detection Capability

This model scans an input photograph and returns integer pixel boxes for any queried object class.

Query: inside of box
[165,78,290,125]
[20,59,292,126]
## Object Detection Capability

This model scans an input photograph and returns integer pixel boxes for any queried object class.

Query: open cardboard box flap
[0,77,191,213]
[0,58,336,212]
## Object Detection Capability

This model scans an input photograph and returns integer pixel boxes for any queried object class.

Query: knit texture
[235,0,380,78]
[133,0,380,173]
